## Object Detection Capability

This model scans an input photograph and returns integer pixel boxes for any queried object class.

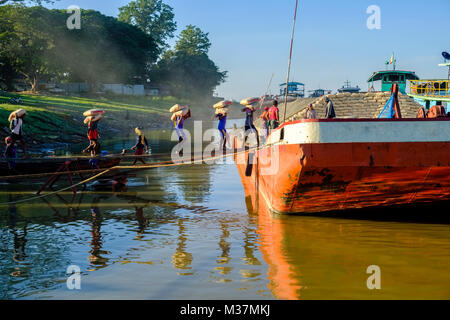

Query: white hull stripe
[267,121,450,145]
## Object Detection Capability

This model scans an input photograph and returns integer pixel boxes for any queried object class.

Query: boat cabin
[308,88,331,98]
[338,81,361,93]
[367,70,419,94]
[408,61,450,110]
[279,82,305,97]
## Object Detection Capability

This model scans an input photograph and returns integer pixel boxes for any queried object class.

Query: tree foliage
[174,25,211,56]
[0,5,157,92]
[0,5,58,92]
[0,3,227,99]
[54,10,157,88]
[118,0,176,55]
[151,25,226,98]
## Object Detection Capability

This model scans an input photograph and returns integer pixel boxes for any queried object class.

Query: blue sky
[46,0,450,100]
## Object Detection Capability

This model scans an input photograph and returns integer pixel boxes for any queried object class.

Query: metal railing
[409,80,450,98]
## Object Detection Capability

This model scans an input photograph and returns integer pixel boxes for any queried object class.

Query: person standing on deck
[9,110,27,157]
[306,104,317,119]
[268,100,279,132]
[131,127,149,165]
[216,110,228,150]
[260,106,270,140]
[87,115,101,142]
[83,112,102,166]
[324,96,336,119]
[242,105,259,146]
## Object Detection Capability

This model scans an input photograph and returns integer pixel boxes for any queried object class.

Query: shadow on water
[243,180,450,225]
[297,201,450,225]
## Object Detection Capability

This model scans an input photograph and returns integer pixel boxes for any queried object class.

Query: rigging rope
[1,169,112,206]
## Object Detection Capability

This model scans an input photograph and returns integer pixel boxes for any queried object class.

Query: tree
[0,60,16,90]
[0,5,157,92]
[118,0,176,54]
[151,25,226,98]
[52,10,157,90]
[174,25,211,56]
[0,5,58,92]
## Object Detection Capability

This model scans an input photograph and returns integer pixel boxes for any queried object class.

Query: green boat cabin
[367,70,419,94]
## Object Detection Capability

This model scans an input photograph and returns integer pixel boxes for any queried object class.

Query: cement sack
[170,104,188,113]
[83,109,105,117]
[240,97,260,105]
[213,100,232,109]
[8,109,26,121]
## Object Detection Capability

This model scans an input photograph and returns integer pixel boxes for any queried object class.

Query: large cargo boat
[234,117,450,214]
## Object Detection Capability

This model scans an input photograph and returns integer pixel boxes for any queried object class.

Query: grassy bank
[0,92,227,151]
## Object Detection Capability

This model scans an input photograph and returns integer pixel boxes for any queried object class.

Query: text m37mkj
[179,304,270,317]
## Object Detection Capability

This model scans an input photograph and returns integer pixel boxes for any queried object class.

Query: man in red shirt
[268,100,279,132]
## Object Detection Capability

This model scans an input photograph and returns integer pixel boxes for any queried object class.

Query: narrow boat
[234,117,450,214]
[0,155,123,178]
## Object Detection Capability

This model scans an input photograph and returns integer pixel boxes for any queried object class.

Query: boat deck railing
[409,79,450,99]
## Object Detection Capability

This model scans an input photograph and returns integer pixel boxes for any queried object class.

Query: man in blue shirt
[216,111,227,150]
[242,106,259,146]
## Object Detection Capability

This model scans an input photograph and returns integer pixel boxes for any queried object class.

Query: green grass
[0,92,229,150]
[0,92,196,146]
[0,93,188,116]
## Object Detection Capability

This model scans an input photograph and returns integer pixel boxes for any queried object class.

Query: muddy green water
[1,126,450,300]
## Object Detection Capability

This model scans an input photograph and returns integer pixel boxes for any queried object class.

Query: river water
[1,124,450,300]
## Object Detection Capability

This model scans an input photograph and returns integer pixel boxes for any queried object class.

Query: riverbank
[0,92,233,154]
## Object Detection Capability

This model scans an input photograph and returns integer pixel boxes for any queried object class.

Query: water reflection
[214,219,231,280]
[1,195,74,299]
[135,207,149,238]
[240,171,450,300]
[1,130,450,299]
[8,203,27,265]
[171,219,193,275]
[242,220,261,268]
[1,161,272,299]
[88,197,110,268]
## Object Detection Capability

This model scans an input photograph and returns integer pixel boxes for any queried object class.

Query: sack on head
[83,109,104,117]
[213,100,232,109]
[170,104,188,113]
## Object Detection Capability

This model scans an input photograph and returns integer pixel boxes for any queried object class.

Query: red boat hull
[234,119,450,214]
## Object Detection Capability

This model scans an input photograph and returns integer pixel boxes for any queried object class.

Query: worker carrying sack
[240,97,260,106]
[213,100,232,109]
[83,109,104,117]
[170,104,188,113]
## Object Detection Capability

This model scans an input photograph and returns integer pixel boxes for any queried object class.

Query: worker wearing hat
[131,127,149,165]
[9,109,27,157]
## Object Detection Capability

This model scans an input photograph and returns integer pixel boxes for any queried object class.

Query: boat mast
[282,0,299,123]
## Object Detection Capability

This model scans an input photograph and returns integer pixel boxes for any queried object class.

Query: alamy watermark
[169,121,280,176]
[366,265,381,290]
[366,5,381,30]
[66,265,81,290]
[67,5,81,30]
